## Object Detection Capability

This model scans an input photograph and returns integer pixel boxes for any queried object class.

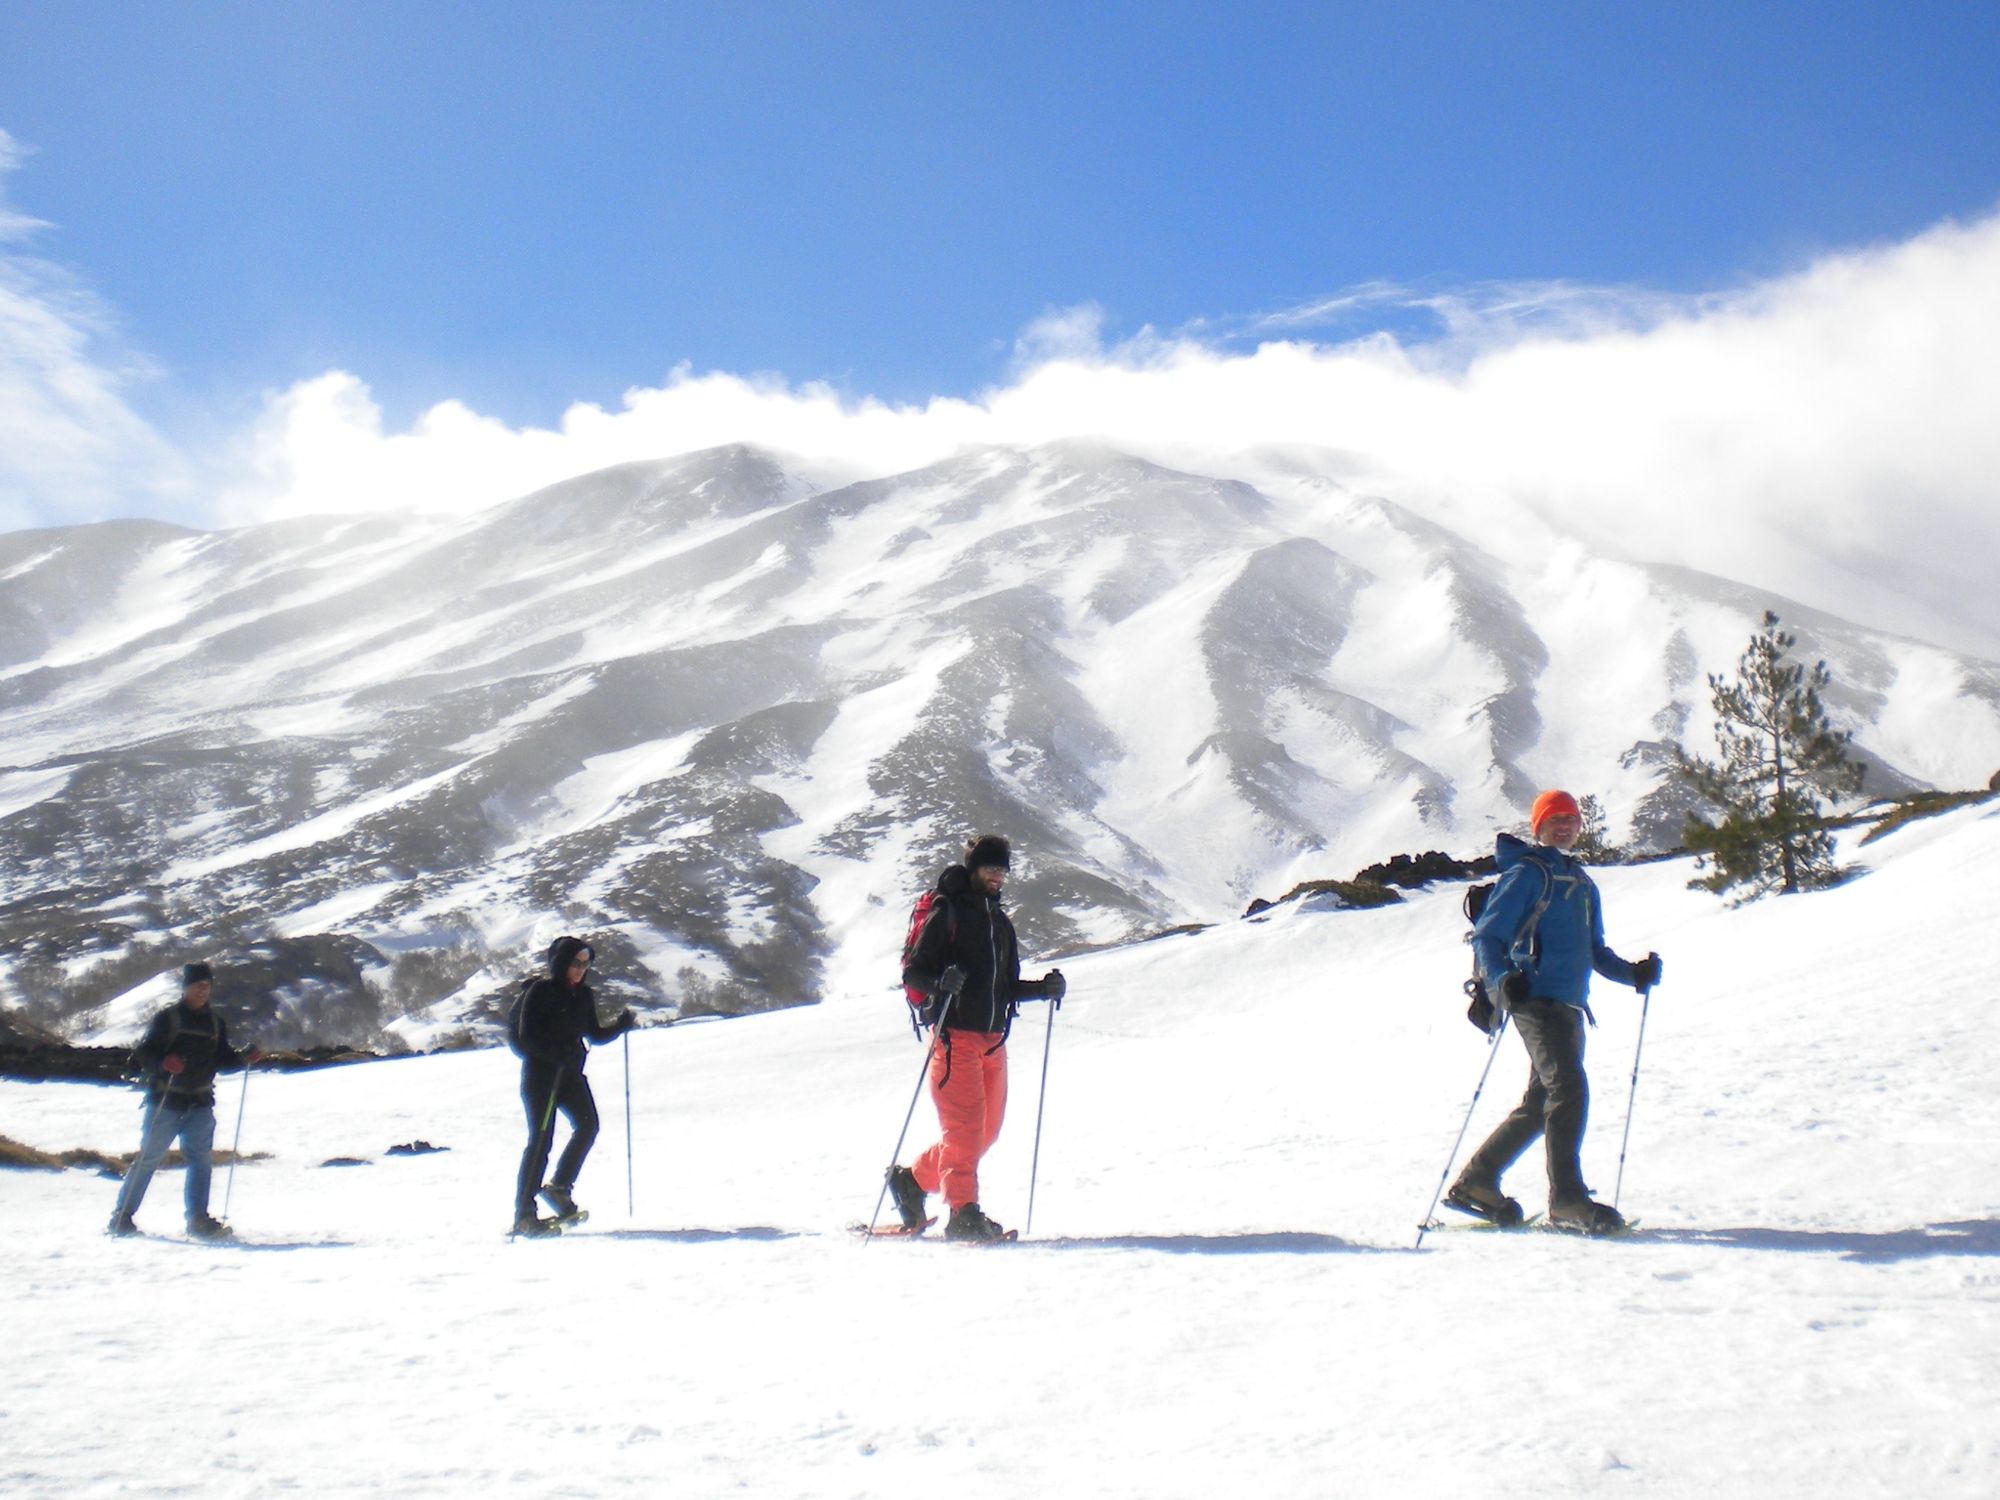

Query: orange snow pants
[911,1030,1008,1211]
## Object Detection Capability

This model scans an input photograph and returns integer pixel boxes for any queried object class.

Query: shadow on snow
[162,1236,359,1252]
[1024,1230,1383,1256]
[1640,1217,2000,1264]
[590,1226,802,1244]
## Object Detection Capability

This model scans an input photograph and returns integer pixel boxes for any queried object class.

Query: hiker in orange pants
[887,834,1064,1241]
[911,1029,1009,1217]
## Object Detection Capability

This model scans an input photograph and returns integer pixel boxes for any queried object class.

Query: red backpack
[900,890,957,1036]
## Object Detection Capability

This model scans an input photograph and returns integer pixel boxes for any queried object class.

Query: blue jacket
[1472,833,1640,1013]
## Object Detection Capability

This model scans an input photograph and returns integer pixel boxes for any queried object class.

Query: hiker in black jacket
[886,835,1065,1241]
[513,935,635,1235]
[108,962,262,1239]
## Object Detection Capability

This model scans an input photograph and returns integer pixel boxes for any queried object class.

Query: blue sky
[4,2,1997,429]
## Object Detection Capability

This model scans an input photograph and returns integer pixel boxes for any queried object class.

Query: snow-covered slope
[2,441,1997,1046]
[3,808,1997,1498]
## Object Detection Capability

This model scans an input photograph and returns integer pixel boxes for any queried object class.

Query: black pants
[516,1064,599,1218]
[1461,1000,1591,1204]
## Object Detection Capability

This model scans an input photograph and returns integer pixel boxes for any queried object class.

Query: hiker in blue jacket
[1447,790,1662,1234]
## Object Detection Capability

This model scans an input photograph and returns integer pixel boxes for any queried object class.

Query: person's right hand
[936,965,966,998]
[161,1054,186,1075]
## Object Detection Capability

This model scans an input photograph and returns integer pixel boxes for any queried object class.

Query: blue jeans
[113,1097,217,1224]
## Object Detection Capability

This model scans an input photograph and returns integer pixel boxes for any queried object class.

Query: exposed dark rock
[1352,850,1494,889]
[1245,880,1404,918]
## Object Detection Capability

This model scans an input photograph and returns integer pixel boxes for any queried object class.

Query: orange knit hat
[1530,789,1581,835]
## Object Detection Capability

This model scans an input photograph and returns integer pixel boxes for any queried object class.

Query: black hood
[546,935,594,983]
[935,864,971,898]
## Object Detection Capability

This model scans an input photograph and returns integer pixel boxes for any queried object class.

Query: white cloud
[219,211,2000,658]
[0,130,191,531]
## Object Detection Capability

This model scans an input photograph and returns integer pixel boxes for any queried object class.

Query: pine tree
[1674,611,1864,896]
[1571,794,1622,863]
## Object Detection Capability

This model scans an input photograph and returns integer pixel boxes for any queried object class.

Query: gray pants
[113,1098,217,1225]
[1461,999,1592,1205]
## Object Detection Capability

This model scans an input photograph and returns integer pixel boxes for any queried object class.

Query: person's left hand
[1634,953,1663,991]
[1042,969,1066,1002]
[618,1009,638,1033]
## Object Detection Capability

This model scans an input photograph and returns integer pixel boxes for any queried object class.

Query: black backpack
[124,1006,198,1085]
[505,977,537,1057]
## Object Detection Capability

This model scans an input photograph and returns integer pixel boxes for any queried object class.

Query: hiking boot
[1443,1177,1525,1227]
[885,1165,928,1230]
[187,1215,234,1241]
[106,1212,139,1238]
[511,1213,561,1238]
[539,1183,580,1220]
[944,1202,1007,1242]
[1549,1196,1626,1236]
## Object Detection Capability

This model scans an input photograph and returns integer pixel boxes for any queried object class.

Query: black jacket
[903,864,1054,1036]
[518,936,626,1074]
[132,1001,247,1108]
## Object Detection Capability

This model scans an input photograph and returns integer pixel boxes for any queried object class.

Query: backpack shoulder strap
[1505,861,1557,965]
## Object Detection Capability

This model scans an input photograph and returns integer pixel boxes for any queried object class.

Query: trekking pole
[223,1062,252,1217]
[864,991,956,1239]
[1612,984,1654,1211]
[1414,1015,1511,1250]
[623,1030,635,1218]
[537,1069,564,1152]
[1023,991,1061,1237]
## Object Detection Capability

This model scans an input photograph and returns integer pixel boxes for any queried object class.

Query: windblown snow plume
[2,441,1996,1047]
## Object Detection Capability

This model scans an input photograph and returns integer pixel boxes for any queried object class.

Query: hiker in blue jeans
[109,963,260,1239]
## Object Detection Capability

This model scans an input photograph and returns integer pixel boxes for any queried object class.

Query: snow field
[3,806,1999,1497]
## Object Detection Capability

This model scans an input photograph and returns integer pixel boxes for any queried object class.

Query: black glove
[934,965,966,999]
[619,1009,638,1033]
[1042,969,1066,1003]
[1633,954,1662,992]
[1499,972,1530,1008]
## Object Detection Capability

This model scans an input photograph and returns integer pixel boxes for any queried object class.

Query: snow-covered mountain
[2,442,1996,1047]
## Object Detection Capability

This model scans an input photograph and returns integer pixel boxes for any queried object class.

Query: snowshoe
[854,1216,937,1238]
[538,1183,588,1223]
[944,1202,1014,1243]
[1548,1197,1627,1237]
[511,1213,562,1238]
[1442,1178,1525,1227]
[885,1164,929,1231]
[187,1215,234,1241]
[106,1212,139,1238]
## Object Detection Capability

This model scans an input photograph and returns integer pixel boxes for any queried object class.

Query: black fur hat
[965,834,1011,871]
[181,962,213,988]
